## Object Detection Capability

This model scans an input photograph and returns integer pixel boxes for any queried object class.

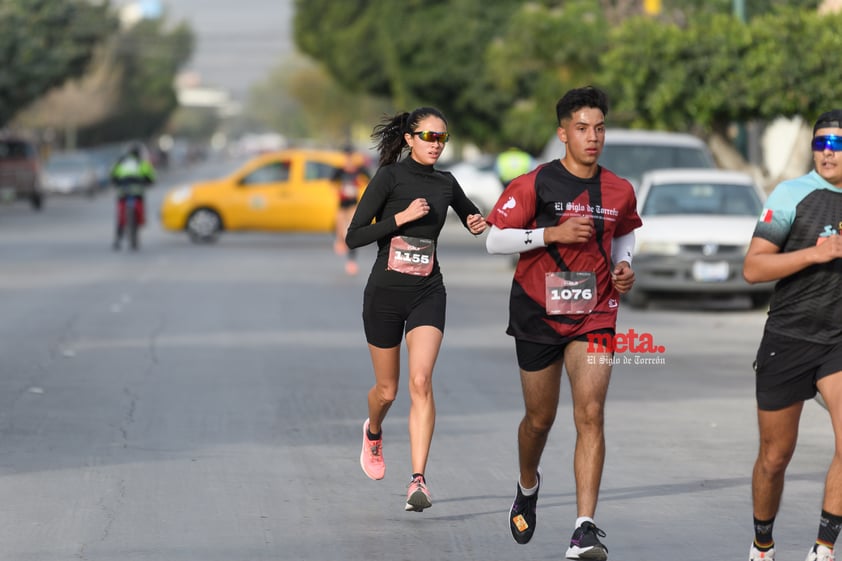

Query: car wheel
[31,192,43,210]
[186,208,222,243]
[625,289,649,310]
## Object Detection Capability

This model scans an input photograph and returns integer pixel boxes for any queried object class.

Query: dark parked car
[0,136,44,209]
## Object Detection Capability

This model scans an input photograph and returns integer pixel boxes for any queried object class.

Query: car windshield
[241,161,290,185]
[305,160,339,180]
[601,144,714,186]
[0,140,35,160]
[642,182,763,217]
[46,156,91,172]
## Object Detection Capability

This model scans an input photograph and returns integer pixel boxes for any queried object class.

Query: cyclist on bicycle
[111,143,155,250]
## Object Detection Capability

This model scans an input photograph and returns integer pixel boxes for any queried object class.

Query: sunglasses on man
[812,135,842,152]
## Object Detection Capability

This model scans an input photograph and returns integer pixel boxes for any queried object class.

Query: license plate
[692,260,729,282]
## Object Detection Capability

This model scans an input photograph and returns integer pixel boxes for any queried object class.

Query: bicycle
[114,187,145,251]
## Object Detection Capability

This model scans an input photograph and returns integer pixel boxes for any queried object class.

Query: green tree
[0,0,116,127]
[651,0,819,20]
[79,14,194,144]
[598,8,842,152]
[294,0,522,150]
[13,44,122,149]
[486,1,609,153]
[295,0,833,163]
[166,105,220,142]
[243,53,393,147]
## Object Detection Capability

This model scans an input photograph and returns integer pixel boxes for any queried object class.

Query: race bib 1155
[387,236,435,276]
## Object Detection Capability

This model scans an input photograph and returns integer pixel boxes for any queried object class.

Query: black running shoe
[565,521,608,560]
[509,467,541,544]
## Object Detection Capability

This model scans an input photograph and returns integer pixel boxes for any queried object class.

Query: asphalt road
[0,157,833,561]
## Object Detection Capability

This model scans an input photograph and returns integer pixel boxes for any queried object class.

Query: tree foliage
[243,53,394,146]
[1,1,195,145]
[599,7,842,134]
[293,0,835,163]
[0,0,116,127]
[14,44,122,145]
[651,0,820,22]
[486,1,610,152]
[294,0,522,148]
[78,15,194,144]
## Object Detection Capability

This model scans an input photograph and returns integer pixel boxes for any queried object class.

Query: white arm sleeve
[486,225,546,255]
[611,231,635,264]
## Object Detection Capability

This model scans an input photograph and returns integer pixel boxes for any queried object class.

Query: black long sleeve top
[345,156,481,289]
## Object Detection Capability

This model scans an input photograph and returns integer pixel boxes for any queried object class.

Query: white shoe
[749,544,775,561]
[806,544,835,561]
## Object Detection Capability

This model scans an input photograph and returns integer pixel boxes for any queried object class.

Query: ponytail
[371,112,409,167]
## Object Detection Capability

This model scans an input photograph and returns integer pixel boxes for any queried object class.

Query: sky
[114,0,297,100]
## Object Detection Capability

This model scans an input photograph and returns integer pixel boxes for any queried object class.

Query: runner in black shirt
[346,107,487,512]
[744,110,842,561]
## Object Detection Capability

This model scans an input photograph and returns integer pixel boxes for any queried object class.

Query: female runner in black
[346,107,487,512]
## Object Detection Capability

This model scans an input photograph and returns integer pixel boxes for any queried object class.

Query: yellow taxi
[160,148,369,242]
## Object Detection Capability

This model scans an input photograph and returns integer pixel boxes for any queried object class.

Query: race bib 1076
[545,271,597,315]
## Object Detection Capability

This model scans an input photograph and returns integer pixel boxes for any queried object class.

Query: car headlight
[637,241,680,256]
[167,185,193,204]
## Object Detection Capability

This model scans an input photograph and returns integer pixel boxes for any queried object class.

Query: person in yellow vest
[495,146,535,188]
[110,143,156,250]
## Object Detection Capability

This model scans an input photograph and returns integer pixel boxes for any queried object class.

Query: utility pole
[733,0,759,164]
[733,0,746,21]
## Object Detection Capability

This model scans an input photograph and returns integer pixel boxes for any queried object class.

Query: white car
[540,129,717,189]
[442,160,504,217]
[627,168,774,309]
[42,151,99,197]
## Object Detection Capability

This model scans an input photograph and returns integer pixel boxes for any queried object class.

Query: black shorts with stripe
[754,329,842,410]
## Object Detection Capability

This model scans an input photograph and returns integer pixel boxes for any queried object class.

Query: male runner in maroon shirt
[486,86,642,560]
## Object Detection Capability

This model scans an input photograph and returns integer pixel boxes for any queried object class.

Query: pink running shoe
[360,419,385,480]
[405,475,432,512]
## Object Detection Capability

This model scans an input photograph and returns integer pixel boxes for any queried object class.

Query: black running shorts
[754,329,842,411]
[362,283,446,348]
[516,328,615,372]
